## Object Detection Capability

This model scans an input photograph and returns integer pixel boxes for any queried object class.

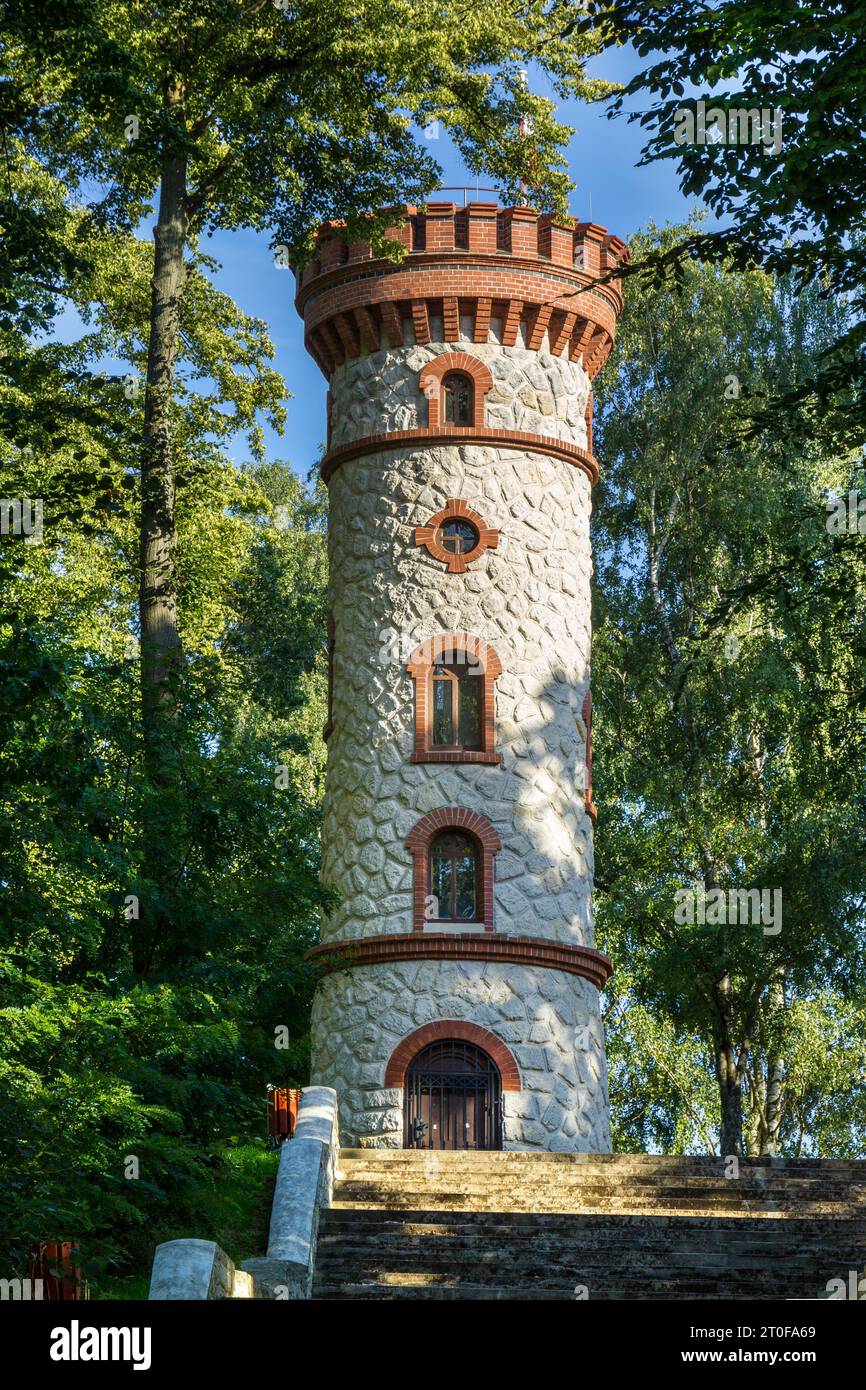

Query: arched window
[418,352,492,429]
[407,633,502,764]
[429,830,479,922]
[431,650,483,751]
[406,807,501,932]
[442,372,473,426]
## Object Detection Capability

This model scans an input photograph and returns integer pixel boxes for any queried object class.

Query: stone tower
[295,201,627,1151]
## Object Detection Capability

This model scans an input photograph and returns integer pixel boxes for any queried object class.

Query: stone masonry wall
[312,960,610,1152]
[328,342,591,452]
[322,438,594,947]
[312,335,609,1152]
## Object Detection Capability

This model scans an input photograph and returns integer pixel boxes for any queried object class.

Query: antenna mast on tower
[517,69,533,205]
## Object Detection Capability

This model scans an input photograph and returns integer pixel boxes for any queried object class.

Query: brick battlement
[294,202,628,381]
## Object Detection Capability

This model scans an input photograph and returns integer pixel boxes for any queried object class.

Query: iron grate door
[404,1039,503,1150]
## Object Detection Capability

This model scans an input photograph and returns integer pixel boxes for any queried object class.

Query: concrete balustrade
[148,1086,339,1300]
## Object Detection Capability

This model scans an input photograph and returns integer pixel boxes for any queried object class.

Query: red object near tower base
[267,1085,301,1144]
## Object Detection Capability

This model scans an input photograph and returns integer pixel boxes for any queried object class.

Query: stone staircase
[313,1150,866,1300]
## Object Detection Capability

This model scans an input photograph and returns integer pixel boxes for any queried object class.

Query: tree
[586,0,866,455]
[4,0,612,973]
[0,432,330,1275]
[593,224,866,1155]
[1,154,330,1272]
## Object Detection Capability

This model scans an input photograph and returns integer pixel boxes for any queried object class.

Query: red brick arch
[406,806,501,931]
[406,631,503,765]
[385,1020,521,1091]
[418,352,493,429]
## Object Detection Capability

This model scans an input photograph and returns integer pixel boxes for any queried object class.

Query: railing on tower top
[430,186,501,203]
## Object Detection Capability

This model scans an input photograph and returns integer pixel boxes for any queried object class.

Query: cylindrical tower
[295,201,627,1151]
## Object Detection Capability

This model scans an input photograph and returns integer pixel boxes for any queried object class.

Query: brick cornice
[307,932,614,992]
[294,203,627,382]
[321,427,599,484]
[294,251,623,322]
[406,631,502,679]
[406,806,502,856]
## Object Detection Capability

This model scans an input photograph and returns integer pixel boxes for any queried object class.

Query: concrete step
[336,1162,865,1181]
[319,1210,866,1239]
[315,1265,855,1294]
[314,1260,855,1300]
[330,1193,865,1217]
[317,1234,866,1260]
[316,1242,865,1268]
[337,1149,866,1175]
[313,1279,830,1301]
[335,1168,866,1189]
[316,1210,866,1240]
[332,1178,866,1197]
[314,1152,866,1300]
[317,1256,864,1282]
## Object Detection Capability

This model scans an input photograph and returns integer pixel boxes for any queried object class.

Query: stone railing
[148,1086,339,1300]
[244,1085,339,1297]
[148,1239,255,1300]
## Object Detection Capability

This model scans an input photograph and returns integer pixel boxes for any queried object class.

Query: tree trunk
[713,973,745,1156]
[135,115,189,975]
[716,1041,745,1156]
[140,151,186,739]
[761,975,787,1155]
[763,1054,785,1154]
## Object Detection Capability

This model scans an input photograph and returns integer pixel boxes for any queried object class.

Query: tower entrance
[404,1039,503,1150]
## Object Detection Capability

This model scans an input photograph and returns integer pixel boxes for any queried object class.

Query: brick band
[307,932,614,991]
[321,427,599,484]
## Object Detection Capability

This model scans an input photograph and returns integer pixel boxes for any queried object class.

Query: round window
[437,519,479,556]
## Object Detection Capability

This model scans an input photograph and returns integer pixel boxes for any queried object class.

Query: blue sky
[49,46,705,479]
[199,44,705,480]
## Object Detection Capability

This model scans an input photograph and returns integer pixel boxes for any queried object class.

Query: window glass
[453,851,477,919]
[430,831,478,921]
[443,373,473,425]
[430,852,452,919]
[431,654,483,750]
[432,674,454,744]
[457,675,482,749]
[439,519,478,554]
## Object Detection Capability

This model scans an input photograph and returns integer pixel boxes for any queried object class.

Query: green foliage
[0,381,328,1274]
[594,223,866,1155]
[589,0,866,453]
[7,0,613,256]
[606,998,719,1155]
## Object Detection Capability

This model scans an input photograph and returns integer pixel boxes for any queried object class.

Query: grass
[92,1140,280,1300]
